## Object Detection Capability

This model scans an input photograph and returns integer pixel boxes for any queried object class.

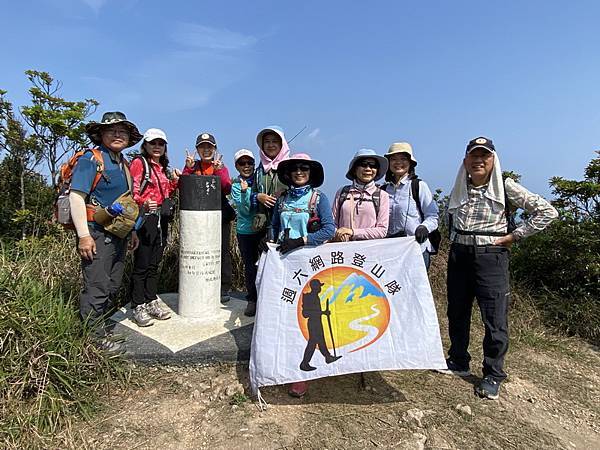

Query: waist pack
[94,191,139,239]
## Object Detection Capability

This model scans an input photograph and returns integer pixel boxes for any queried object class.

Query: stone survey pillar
[178,175,221,319]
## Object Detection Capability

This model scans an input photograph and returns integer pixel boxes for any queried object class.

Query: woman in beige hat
[382,142,439,270]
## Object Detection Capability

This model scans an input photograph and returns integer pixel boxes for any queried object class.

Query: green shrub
[0,236,127,449]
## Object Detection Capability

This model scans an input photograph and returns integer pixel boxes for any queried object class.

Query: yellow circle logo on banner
[297,267,390,353]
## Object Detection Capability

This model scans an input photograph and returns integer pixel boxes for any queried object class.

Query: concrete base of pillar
[109,292,255,363]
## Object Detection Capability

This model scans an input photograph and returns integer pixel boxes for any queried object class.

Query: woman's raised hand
[185,149,195,168]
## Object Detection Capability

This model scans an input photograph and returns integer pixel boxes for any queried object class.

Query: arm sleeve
[129,158,145,206]
[307,193,336,246]
[418,181,439,232]
[69,191,90,238]
[231,181,253,216]
[505,178,559,240]
[352,191,390,240]
[271,199,282,241]
[182,162,195,175]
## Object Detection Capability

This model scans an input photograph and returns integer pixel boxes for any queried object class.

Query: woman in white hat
[129,128,181,327]
[332,149,390,242]
[382,142,439,270]
[230,149,261,317]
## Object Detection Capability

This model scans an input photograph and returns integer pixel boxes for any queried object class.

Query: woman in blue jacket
[269,153,335,398]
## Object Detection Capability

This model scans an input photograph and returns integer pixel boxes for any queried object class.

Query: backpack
[409,177,442,255]
[279,189,322,232]
[336,185,381,219]
[54,148,105,229]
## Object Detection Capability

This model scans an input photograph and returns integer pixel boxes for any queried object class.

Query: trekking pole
[325,298,337,357]
[287,125,307,144]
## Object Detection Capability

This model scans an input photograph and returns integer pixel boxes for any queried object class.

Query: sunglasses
[358,161,379,169]
[236,160,255,167]
[290,164,311,172]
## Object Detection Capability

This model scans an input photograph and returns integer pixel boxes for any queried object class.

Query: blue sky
[3,0,599,199]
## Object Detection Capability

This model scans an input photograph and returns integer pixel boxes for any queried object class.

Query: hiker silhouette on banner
[300,279,342,371]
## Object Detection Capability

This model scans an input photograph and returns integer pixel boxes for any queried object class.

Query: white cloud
[171,23,258,51]
[308,128,321,139]
[81,0,108,13]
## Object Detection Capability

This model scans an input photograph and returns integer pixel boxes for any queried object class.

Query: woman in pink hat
[269,153,336,398]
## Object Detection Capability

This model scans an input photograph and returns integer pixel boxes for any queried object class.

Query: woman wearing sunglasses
[270,153,335,398]
[332,149,390,242]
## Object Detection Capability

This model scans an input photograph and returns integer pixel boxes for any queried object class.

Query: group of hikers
[67,111,558,401]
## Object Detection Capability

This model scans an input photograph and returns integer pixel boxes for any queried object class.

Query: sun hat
[256,126,285,148]
[385,142,417,165]
[143,128,168,144]
[277,153,325,188]
[345,149,389,182]
[234,149,255,164]
[85,111,142,147]
[195,132,217,147]
[466,136,495,154]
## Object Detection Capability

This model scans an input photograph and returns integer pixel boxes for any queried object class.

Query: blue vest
[278,188,313,241]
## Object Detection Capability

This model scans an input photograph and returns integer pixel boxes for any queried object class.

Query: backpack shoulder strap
[135,155,151,195]
[308,189,321,214]
[89,148,105,192]
[337,185,352,219]
[372,188,381,216]
[411,177,424,221]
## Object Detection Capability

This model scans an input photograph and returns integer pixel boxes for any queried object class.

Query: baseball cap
[466,136,495,153]
[234,149,255,164]
[195,132,216,147]
[143,128,168,143]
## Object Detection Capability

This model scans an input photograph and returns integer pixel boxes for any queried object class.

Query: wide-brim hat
[85,111,142,147]
[277,153,324,188]
[345,148,389,182]
[385,142,417,165]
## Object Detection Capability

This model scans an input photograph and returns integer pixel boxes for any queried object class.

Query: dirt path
[63,334,599,450]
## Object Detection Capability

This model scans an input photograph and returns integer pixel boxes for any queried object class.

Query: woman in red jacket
[183,132,234,302]
[130,128,180,327]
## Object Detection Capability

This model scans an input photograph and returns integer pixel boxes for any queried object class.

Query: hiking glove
[277,237,305,254]
[414,225,429,244]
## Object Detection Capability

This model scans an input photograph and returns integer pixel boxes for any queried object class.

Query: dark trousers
[131,214,168,308]
[237,232,261,303]
[221,221,233,295]
[302,316,332,365]
[80,228,127,338]
[446,244,510,381]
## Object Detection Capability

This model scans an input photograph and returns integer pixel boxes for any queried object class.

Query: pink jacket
[332,182,389,240]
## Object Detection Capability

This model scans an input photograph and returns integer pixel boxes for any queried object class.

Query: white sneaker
[146,299,171,320]
[132,304,154,327]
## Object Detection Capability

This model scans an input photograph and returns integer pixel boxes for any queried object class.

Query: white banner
[250,237,446,392]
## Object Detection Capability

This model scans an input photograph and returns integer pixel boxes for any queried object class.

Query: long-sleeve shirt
[130,157,178,207]
[182,160,232,195]
[230,176,256,235]
[450,177,559,246]
[384,176,439,251]
[272,189,335,246]
[332,182,390,240]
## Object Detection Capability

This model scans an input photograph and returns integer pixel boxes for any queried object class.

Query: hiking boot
[244,301,256,317]
[288,381,309,398]
[435,358,471,377]
[221,292,231,304]
[475,376,501,400]
[325,355,342,364]
[95,337,125,356]
[132,304,154,327]
[146,299,171,320]
[299,362,317,371]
